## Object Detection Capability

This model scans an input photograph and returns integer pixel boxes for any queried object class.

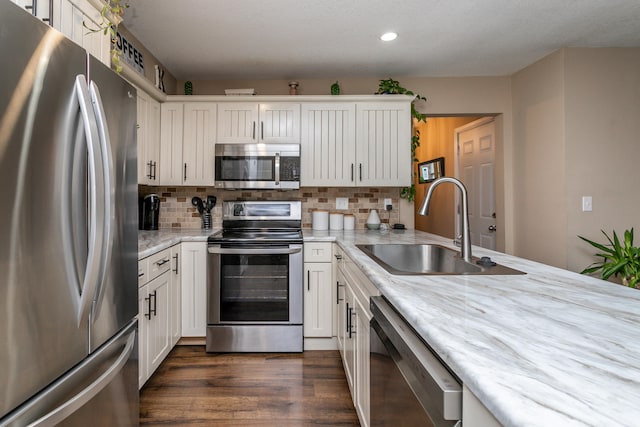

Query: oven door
[207,243,303,324]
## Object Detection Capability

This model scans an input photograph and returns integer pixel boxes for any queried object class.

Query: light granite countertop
[140,228,640,426]
[138,229,219,259]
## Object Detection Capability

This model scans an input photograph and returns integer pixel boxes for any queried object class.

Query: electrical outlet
[582,196,593,212]
[336,197,348,210]
[384,198,392,211]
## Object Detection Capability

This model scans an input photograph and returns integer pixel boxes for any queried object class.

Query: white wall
[511,50,568,267]
[564,48,640,273]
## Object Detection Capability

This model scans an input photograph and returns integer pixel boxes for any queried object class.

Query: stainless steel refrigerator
[0,1,139,425]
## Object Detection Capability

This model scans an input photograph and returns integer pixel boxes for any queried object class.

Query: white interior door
[456,118,496,250]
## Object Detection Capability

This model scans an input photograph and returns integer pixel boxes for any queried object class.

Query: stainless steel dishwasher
[370,296,462,427]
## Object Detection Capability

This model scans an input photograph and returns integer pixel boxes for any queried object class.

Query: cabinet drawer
[147,248,172,281]
[138,258,149,287]
[304,242,333,263]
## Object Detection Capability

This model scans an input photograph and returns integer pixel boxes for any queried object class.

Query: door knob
[488,225,497,232]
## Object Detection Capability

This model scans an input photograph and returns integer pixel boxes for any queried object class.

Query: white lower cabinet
[138,247,173,389]
[335,244,379,427]
[169,244,182,347]
[138,244,183,389]
[181,241,207,337]
[303,242,334,341]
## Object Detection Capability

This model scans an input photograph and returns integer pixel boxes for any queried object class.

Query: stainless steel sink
[357,244,525,275]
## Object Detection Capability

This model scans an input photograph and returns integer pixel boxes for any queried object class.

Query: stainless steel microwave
[214,143,300,189]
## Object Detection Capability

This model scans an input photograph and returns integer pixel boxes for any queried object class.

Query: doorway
[455,118,496,250]
[414,116,502,251]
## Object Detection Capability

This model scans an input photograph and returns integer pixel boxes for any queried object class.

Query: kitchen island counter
[303,229,640,427]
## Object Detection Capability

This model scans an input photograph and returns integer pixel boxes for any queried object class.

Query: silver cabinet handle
[144,295,152,319]
[346,302,350,334]
[184,163,187,181]
[150,291,157,317]
[488,225,497,232]
[274,152,280,186]
[261,121,264,140]
[336,281,344,304]
[173,253,179,274]
[307,270,310,291]
[138,270,145,278]
[351,164,354,181]
[359,163,362,181]
[334,254,343,260]
[252,121,256,140]
[207,247,302,255]
[155,257,170,266]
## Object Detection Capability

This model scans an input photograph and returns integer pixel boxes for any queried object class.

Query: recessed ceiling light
[380,32,398,42]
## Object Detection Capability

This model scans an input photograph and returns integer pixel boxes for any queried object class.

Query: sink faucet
[417,177,472,262]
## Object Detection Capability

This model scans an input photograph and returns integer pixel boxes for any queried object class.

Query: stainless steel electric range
[206,201,303,352]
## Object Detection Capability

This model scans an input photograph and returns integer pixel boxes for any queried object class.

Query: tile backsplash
[139,186,401,230]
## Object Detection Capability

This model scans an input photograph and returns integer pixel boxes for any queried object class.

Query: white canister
[343,214,355,230]
[367,209,381,225]
[312,210,329,230]
[329,212,344,230]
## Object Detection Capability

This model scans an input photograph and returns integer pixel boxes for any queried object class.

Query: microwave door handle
[275,152,280,186]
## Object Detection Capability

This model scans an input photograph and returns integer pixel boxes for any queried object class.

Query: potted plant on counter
[579,228,640,288]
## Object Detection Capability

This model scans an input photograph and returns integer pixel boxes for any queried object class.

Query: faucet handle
[453,235,462,247]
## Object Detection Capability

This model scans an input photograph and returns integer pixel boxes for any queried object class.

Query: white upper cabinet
[160,102,216,186]
[217,102,300,143]
[301,100,411,187]
[52,0,112,66]
[300,103,356,186]
[356,102,412,187]
[137,90,161,185]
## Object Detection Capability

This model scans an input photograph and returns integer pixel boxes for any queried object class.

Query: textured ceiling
[123,0,640,80]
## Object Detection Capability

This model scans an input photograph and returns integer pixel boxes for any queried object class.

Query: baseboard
[304,337,338,350]
[177,336,206,345]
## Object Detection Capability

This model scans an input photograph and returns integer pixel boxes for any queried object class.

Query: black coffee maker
[139,194,160,230]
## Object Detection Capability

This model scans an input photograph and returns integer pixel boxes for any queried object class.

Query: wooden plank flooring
[140,346,360,426]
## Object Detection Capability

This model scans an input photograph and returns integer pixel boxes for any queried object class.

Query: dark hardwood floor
[140,346,360,426]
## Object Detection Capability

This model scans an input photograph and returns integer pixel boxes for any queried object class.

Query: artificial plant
[579,228,640,288]
[84,0,129,73]
[376,78,427,202]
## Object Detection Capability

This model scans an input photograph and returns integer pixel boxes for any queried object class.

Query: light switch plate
[582,196,593,212]
[336,197,348,210]
[384,198,392,209]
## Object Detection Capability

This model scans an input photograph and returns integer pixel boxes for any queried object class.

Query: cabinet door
[169,245,182,347]
[181,242,207,337]
[159,102,184,185]
[259,103,300,143]
[354,297,371,427]
[356,102,411,187]
[301,103,356,186]
[11,0,51,22]
[182,103,216,185]
[217,103,259,143]
[343,284,356,396]
[147,271,171,378]
[53,0,111,65]
[147,97,161,184]
[303,262,333,338]
[136,90,150,184]
[138,284,148,389]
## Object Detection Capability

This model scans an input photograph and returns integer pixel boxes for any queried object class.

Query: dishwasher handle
[370,296,462,423]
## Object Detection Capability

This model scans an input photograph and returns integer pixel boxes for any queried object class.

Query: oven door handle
[207,247,302,255]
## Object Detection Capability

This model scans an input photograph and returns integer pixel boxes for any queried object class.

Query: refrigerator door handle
[26,330,136,427]
[73,75,106,327]
[87,81,116,321]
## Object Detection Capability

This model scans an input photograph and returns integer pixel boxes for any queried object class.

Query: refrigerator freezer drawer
[0,321,139,427]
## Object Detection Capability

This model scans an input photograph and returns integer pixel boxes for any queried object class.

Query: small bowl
[366,223,381,230]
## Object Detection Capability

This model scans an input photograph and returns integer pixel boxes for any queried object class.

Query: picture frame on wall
[418,157,445,184]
